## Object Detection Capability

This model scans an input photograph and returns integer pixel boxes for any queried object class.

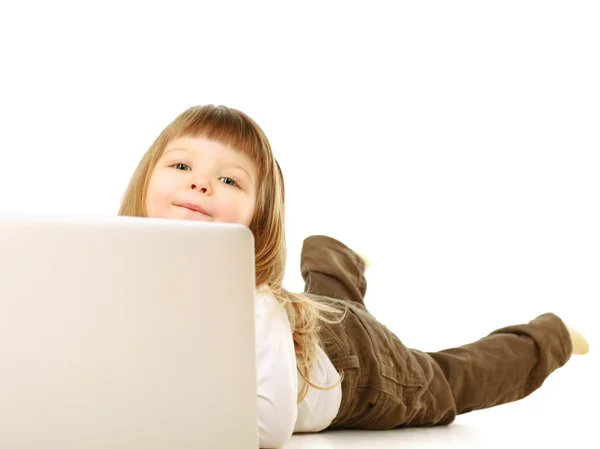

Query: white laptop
[0,213,258,449]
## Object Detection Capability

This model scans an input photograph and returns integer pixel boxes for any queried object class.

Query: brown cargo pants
[300,235,573,429]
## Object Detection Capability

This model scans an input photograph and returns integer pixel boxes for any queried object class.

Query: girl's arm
[254,290,298,448]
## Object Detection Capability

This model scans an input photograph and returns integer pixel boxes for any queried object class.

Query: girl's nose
[191,184,206,193]
[190,177,211,195]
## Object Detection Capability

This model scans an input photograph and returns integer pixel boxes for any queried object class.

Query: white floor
[287,353,598,448]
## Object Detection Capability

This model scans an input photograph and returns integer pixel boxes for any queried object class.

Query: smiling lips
[177,203,211,216]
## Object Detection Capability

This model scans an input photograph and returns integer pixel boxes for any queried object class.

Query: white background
[1,0,597,384]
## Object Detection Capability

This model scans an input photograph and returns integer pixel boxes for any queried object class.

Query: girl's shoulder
[254,284,290,325]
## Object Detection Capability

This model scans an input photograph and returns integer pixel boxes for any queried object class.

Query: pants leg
[299,235,573,429]
[425,312,572,416]
[301,235,367,309]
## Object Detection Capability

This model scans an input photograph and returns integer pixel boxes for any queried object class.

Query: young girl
[117,104,589,448]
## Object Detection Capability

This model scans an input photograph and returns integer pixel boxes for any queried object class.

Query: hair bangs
[170,105,269,176]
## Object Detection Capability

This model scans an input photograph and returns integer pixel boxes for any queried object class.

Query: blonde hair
[118,105,343,401]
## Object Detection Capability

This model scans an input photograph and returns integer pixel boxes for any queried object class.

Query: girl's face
[145,136,258,226]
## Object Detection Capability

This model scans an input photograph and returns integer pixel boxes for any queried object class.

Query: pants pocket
[375,326,428,404]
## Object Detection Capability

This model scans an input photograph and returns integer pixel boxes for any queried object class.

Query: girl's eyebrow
[234,166,254,185]
[163,147,187,155]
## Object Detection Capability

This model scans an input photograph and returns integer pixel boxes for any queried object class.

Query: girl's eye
[219,177,237,187]
[173,162,191,171]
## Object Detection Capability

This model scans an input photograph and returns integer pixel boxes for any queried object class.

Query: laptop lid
[0,213,258,448]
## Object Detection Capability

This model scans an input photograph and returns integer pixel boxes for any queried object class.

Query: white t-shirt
[254,288,342,448]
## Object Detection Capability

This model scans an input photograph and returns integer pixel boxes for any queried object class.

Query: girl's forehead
[164,136,239,158]
[166,135,228,149]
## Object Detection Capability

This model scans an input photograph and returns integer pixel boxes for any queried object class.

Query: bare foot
[355,251,370,270]
[567,325,589,355]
